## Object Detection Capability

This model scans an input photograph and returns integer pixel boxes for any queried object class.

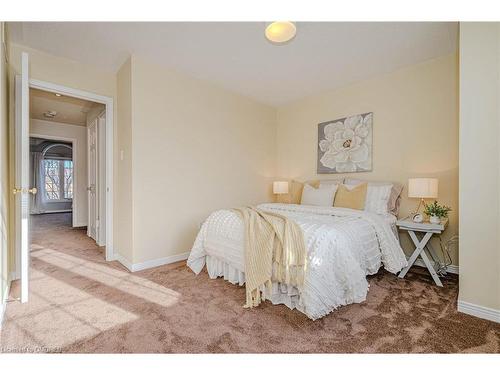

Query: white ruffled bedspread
[187,203,407,320]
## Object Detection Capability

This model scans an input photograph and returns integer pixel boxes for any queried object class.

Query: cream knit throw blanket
[233,206,307,308]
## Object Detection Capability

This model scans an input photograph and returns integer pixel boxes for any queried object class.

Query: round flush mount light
[55,93,62,97]
[265,21,296,44]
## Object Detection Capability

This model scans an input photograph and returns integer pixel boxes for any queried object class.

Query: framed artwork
[317,112,373,174]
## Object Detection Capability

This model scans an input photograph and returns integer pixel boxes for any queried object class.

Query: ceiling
[11,22,458,106]
[30,88,104,126]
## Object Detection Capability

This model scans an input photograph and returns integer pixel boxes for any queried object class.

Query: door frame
[29,79,114,261]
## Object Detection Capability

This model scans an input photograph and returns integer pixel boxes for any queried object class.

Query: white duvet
[187,203,407,320]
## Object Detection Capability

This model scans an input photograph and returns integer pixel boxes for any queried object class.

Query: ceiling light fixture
[265,21,296,44]
[55,93,62,97]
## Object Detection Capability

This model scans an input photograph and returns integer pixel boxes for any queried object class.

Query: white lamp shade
[273,181,289,194]
[408,178,438,198]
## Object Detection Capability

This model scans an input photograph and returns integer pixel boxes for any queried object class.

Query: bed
[187,202,407,320]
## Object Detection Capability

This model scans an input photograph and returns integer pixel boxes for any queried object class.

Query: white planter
[429,215,441,224]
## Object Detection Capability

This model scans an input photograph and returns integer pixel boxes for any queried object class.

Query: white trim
[412,259,459,274]
[30,132,79,226]
[0,277,12,329]
[113,253,133,272]
[29,79,114,261]
[457,300,500,323]
[131,252,190,272]
[30,79,112,105]
[112,252,189,273]
[35,209,73,214]
[42,199,73,204]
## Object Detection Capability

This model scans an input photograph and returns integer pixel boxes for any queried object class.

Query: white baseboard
[31,209,73,215]
[457,300,500,323]
[130,252,189,272]
[0,277,12,329]
[412,259,459,274]
[112,253,133,272]
[112,251,189,272]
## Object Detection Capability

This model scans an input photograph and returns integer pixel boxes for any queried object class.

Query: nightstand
[396,217,448,287]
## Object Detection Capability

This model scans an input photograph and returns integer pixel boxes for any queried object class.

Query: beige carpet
[1,213,499,353]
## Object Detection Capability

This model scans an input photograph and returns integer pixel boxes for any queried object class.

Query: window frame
[42,157,74,203]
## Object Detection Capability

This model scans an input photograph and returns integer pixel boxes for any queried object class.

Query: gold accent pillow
[333,183,368,210]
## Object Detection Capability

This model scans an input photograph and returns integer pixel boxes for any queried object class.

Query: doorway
[13,54,115,303]
[28,86,106,239]
[25,80,114,259]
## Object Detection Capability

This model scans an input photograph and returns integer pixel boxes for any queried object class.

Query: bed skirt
[205,255,304,313]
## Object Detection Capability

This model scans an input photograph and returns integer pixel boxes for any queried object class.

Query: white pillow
[346,183,392,214]
[301,184,338,207]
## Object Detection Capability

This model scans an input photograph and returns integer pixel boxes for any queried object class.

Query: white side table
[396,218,448,287]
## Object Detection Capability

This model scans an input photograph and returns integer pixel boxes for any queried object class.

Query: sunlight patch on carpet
[33,249,180,307]
[5,279,138,349]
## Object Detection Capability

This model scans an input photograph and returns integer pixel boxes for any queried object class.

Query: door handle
[12,187,38,195]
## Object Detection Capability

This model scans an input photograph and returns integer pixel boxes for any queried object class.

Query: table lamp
[273,181,289,203]
[408,178,438,221]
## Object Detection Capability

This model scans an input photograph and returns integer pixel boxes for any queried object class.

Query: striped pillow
[346,183,393,215]
[345,179,403,215]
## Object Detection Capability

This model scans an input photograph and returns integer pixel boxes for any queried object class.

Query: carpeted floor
[1,213,499,353]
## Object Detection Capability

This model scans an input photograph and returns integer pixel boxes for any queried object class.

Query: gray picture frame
[317,112,373,174]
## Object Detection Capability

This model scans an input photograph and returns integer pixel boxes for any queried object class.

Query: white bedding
[187,203,407,320]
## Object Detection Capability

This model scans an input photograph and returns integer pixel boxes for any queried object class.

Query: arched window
[42,143,73,201]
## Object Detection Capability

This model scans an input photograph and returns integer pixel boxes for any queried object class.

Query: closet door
[87,118,98,242]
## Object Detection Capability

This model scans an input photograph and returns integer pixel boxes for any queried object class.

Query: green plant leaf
[423,200,451,218]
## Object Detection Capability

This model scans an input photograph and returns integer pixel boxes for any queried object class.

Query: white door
[14,52,32,303]
[97,112,106,246]
[87,118,98,242]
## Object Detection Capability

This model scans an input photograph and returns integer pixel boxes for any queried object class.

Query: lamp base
[411,198,426,222]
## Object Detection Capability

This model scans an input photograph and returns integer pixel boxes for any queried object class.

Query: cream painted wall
[7,41,117,272]
[276,53,459,264]
[30,119,88,226]
[459,23,500,311]
[115,58,133,263]
[128,56,276,263]
[8,43,116,97]
[1,22,10,312]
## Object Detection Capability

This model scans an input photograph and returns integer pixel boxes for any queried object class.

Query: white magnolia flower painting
[317,112,373,173]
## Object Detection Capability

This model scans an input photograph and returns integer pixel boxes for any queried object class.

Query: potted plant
[424,201,451,224]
